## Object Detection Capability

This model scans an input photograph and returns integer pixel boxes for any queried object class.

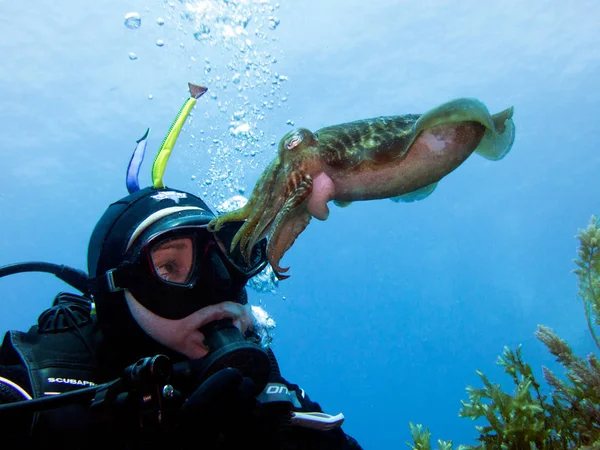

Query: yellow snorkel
[151,83,208,188]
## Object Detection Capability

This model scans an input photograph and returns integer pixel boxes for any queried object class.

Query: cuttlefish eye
[285,131,303,150]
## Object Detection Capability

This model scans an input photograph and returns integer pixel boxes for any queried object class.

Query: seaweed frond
[407,422,457,450]
[573,215,600,351]
[407,214,600,449]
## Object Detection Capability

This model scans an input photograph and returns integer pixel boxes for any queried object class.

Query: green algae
[408,215,600,450]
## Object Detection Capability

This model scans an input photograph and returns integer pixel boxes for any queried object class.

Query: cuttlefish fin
[334,200,353,208]
[414,98,495,136]
[414,99,515,162]
[390,181,439,203]
[474,106,515,161]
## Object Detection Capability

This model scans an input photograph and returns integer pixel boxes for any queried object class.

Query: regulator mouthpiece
[175,319,271,393]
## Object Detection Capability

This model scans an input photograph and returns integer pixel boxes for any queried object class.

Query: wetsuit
[0,296,364,450]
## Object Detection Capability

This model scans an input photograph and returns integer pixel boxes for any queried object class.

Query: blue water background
[1,0,599,447]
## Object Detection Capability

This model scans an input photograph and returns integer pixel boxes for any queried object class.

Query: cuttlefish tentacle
[231,163,281,246]
[236,161,315,266]
[209,97,516,278]
[235,158,294,257]
[210,128,321,265]
[210,191,258,225]
[254,173,314,278]
[208,157,279,236]
[267,208,312,280]
[209,154,301,267]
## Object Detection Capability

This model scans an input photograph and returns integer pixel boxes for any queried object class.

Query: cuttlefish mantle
[208,98,516,280]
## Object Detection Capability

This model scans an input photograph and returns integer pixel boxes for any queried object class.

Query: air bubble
[156,17,165,26]
[230,123,250,135]
[124,12,141,29]
[156,39,165,47]
[193,24,211,40]
[286,119,294,126]
[128,52,138,60]
[268,16,280,30]
[167,0,287,196]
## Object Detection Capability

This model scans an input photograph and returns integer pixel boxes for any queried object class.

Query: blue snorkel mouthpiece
[126,128,150,194]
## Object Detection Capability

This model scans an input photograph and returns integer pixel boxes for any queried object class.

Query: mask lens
[214,222,267,274]
[150,236,195,285]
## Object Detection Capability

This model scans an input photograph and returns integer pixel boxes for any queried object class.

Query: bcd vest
[0,292,309,446]
[0,292,100,443]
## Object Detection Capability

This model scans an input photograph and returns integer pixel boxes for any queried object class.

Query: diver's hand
[180,367,257,419]
[175,368,259,445]
[127,296,255,360]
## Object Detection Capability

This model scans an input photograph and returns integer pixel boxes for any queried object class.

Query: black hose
[0,384,102,415]
[0,262,90,295]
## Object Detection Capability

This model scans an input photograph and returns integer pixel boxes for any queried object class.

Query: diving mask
[98,213,268,320]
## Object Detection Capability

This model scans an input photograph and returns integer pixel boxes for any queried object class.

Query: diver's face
[124,291,254,359]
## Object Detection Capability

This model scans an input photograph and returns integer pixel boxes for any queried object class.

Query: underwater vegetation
[408,215,600,449]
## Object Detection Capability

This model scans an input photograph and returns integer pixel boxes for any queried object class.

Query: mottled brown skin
[208,98,515,280]
[316,117,486,201]
[316,115,420,170]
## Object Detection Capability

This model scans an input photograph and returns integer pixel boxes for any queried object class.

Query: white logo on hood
[151,191,187,203]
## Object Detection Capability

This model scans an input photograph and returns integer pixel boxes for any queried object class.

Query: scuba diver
[0,83,364,449]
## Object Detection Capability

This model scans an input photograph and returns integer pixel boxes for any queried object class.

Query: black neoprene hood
[86,186,215,338]
[88,186,215,280]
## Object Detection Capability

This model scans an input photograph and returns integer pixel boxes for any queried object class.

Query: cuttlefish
[208,98,516,280]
